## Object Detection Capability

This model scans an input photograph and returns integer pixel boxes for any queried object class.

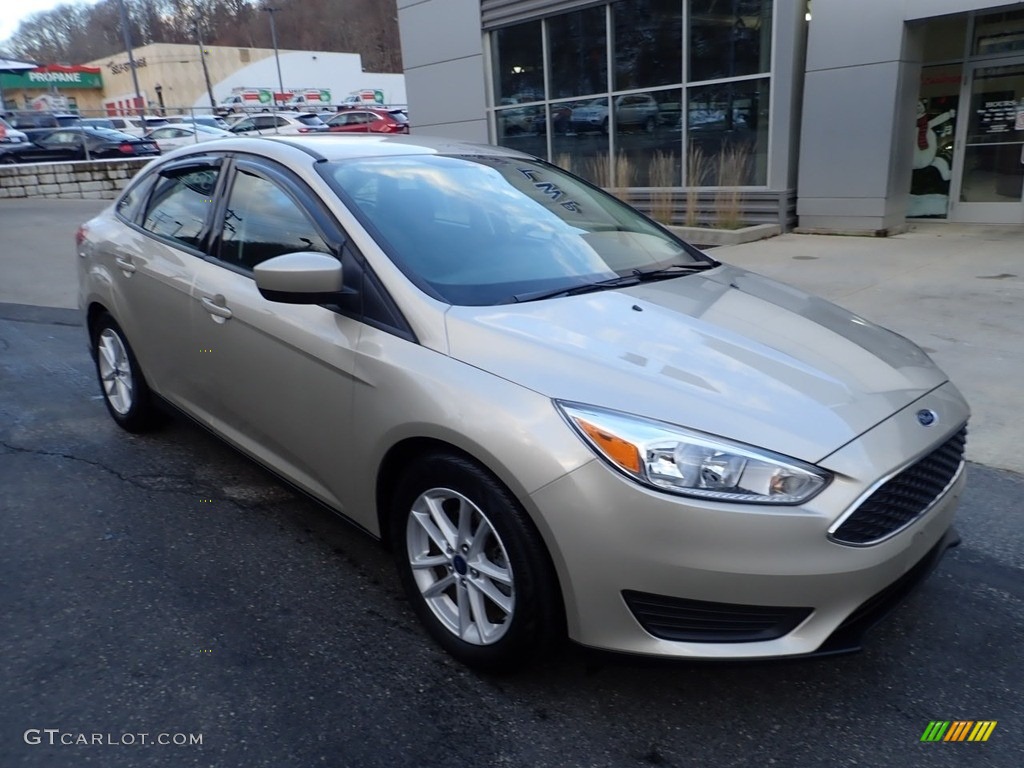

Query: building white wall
[192,50,407,108]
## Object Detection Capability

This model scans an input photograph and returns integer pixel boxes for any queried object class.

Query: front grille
[623,590,812,643]
[831,426,967,546]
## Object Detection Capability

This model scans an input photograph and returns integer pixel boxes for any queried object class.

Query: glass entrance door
[950,59,1024,223]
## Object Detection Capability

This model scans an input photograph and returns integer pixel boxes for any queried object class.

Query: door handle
[200,295,233,320]
[114,256,136,274]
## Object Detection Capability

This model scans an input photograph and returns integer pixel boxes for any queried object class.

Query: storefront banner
[0,65,102,89]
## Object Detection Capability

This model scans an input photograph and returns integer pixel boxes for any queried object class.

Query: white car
[570,94,660,134]
[145,124,233,151]
[104,115,172,137]
[228,113,327,136]
[0,116,29,144]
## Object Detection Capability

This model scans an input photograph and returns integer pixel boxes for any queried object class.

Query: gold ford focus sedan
[77,135,969,669]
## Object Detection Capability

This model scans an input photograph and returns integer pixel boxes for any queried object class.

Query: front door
[950,58,1024,223]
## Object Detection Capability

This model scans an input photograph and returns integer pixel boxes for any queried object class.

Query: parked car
[3,111,81,130]
[145,123,232,151]
[0,126,160,163]
[78,117,116,130]
[324,108,409,134]
[182,114,232,131]
[570,94,660,134]
[228,112,327,136]
[0,116,30,144]
[77,135,968,670]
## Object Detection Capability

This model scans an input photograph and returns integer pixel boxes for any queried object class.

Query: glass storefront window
[687,78,769,185]
[909,64,961,218]
[495,104,546,158]
[493,21,544,104]
[959,63,1024,203]
[613,0,683,91]
[615,88,683,186]
[922,15,967,63]
[549,6,608,99]
[554,98,611,186]
[689,0,773,83]
[973,9,1024,56]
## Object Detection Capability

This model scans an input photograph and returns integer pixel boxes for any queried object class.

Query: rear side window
[141,167,220,250]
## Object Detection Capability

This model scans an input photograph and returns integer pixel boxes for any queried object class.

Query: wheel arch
[375,436,566,611]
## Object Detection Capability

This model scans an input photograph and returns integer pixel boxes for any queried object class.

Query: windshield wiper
[512,275,642,303]
[511,262,719,303]
[631,262,718,281]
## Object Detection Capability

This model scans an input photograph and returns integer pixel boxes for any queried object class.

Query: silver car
[78,135,969,669]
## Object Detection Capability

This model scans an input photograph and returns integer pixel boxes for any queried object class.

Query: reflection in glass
[614,0,683,91]
[973,8,1024,56]
[687,78,769,185]
[552,129,610,187]
[616,89,683,186]
[496,104,547,160]
[689,0,772,83]
[493,21,545,104]
[549,7,608,99]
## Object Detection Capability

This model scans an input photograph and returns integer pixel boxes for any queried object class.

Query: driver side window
[218,169,331,272]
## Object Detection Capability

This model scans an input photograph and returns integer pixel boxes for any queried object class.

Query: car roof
[152,134,533,168]
[242,134,527,160]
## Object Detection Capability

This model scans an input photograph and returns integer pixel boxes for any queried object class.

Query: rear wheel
[390,452,562,670]
[91,313,161,433]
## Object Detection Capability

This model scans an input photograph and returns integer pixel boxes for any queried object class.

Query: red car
[324,109,409,134]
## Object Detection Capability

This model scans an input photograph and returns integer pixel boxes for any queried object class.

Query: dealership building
[397,0,1024,232]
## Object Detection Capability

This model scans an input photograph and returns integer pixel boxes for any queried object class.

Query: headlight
[556,402,830,505]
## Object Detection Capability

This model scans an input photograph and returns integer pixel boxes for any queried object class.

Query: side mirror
[254,251,346,304]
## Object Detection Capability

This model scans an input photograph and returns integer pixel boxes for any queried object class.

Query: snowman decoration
[913,100,956,181]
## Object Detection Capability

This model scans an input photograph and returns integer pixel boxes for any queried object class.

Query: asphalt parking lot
[1,200,1022,767]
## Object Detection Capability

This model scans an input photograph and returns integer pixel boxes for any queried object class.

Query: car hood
[444,265,947,463]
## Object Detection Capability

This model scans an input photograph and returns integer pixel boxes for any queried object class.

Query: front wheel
[390,452,562,670]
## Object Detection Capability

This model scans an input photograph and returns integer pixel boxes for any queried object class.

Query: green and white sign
[0,67,103,90]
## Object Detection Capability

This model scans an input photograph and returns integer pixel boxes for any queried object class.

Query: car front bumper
[527,382,969,659]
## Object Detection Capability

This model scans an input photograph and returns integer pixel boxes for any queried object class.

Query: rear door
[99,156,225,406]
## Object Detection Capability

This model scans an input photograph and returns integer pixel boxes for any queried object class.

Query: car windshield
[296,114,325,126]
[320,154,712,306]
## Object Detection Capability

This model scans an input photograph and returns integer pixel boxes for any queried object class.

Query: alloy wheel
[97,328,134,415]
[405,487,515,645]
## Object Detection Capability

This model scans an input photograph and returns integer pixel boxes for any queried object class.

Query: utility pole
[261,6,285,110]
[116,0,144,117]
[193,18,216,111]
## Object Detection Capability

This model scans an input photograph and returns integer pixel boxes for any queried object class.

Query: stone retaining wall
[0,158,151,200]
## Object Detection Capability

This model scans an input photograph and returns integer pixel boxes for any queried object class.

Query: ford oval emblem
[917,409,938,427]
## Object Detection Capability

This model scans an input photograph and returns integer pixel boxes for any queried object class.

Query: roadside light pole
[116,0,144,117]
[262,6,285,110]
[193,19,217,112]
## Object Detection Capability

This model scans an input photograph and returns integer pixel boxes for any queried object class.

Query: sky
[1,0,102,50]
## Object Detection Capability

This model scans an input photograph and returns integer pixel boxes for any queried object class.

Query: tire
[390,451,562,670]
[91,313,161,433]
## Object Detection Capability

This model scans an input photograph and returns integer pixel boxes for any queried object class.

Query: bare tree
[4,0,402,72]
